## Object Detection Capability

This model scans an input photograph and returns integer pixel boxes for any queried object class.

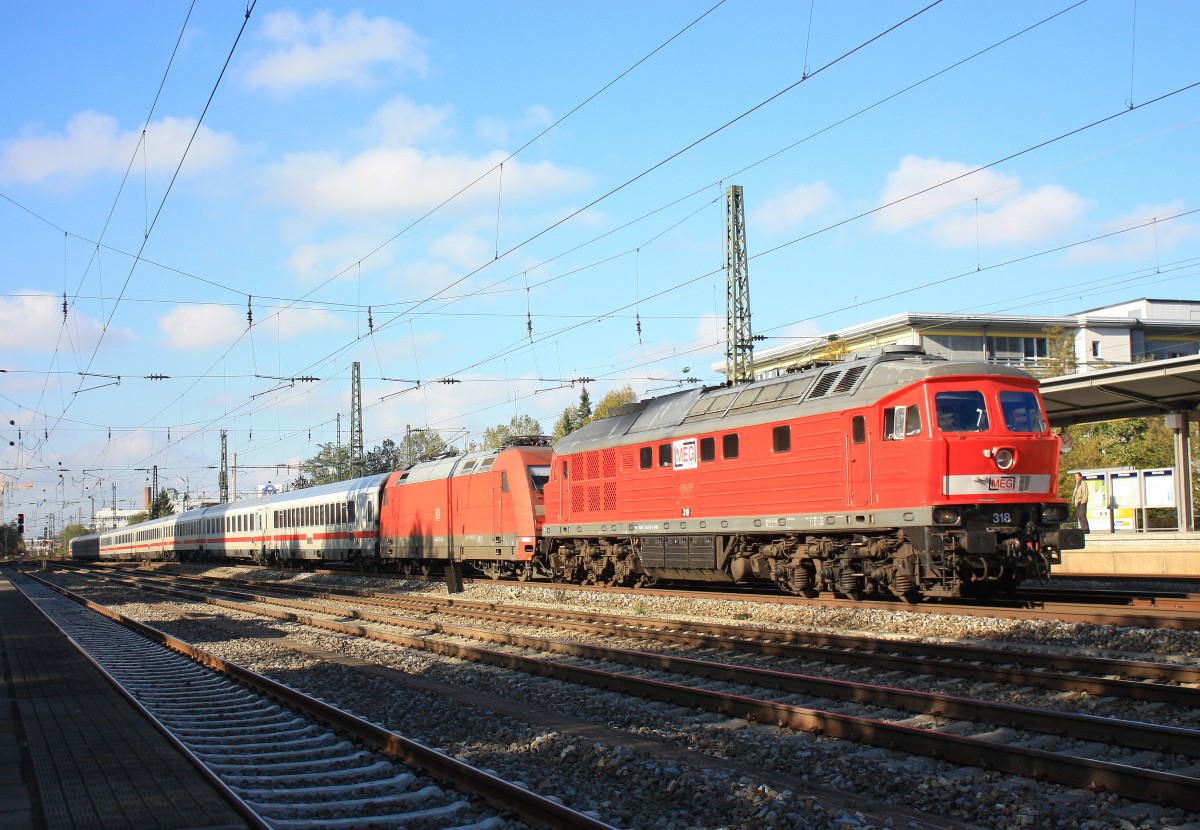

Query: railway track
[14,572,614,830]
[47,564,1200,816]
[98,560,1200,629]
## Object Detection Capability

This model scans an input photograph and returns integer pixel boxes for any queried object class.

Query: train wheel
[482,562,503,580]
[418,562,432,577]
[516,565,532,582]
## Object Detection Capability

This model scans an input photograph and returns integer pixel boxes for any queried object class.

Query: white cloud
[367,95,453,146]
[430,231,492,270]
[160,303,350,349]
[476,105,555,145]
[160,304,244,350]
[262,148,590,219]
[874,155,1086,247]
[273,307,351,339]
[0,111,238,185]
[751,182,836,235]
[0,292,128,352]
[285,233,397,282]
[243,11,428,93]
[1065,201,1199,264]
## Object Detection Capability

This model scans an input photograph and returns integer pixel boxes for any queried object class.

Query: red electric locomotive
[541,345,1082,600]
[378,438,553,579]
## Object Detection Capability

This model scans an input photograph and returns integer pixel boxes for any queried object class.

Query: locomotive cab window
[935,391,990,432]
[501,471,510,493]
[999,390,1045,433]
[639,447,652,469]
[884,405,922,440]
[772,425,791,453]
[852,415,866,444]
[527,465,550,493]
[658,443,672,467]
[699,436,715,462]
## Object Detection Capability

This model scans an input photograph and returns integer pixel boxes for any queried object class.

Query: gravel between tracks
[59,566,1200,830]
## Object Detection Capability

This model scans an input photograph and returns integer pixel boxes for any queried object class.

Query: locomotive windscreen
[527,465,550,493]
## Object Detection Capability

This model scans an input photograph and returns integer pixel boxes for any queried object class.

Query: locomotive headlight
[933,507,960,525]
[994,448,1016,470]
[1041,505,1068,523]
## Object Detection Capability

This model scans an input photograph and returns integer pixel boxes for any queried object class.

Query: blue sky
[2,0,1198,528]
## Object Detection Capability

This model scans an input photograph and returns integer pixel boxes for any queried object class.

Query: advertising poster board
[1142,468,1175,508]
[1083,474,1107,530]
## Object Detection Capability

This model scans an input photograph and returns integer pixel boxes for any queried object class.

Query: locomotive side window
[658,443,672,467]
[700,436,715,462]
[852,415,866,444]
[639,447,652,469]
[884,405,922,439]
[935,391,990,432]
[501,471,510,493]
[999,391,1045,432]
[346,501,355,523]
[772,425,791,453]
[722,433,739,459]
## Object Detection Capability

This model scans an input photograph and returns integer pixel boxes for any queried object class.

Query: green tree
[553,385,638,440]
[1041,324,1077,378]
[126,511,149,526]
[590,384,638,421]
[301,442,351,485]
[397,429,451,469]
[1,522,23,557]
[551,407,577,441]
[150,488,175,519]
[481,414,543,450]
[365,438,399,475]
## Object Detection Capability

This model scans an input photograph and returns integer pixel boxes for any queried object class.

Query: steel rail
[70,566,1200,704]
[29,571,617,830]
[56,567,1200,811]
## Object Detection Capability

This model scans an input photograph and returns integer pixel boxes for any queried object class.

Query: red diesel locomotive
[542,345,1082,600]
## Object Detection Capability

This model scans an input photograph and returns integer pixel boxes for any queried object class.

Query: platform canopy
[1039,353,1200,427]
[1039,354,1199,531]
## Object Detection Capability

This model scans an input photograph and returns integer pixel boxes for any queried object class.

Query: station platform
[0,567,250,830]
[1057,531,1200,578]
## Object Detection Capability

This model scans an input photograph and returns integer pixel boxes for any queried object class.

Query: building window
[1091,340,1101,357]
[986,335,1047,365]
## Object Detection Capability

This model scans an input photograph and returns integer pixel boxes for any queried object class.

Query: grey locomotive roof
[554,346,1036,455]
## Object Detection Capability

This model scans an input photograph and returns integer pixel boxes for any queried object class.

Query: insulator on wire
[526,311,533,339]
[62,293,68,322]
[247,296,253,328]
[368,306,374,334]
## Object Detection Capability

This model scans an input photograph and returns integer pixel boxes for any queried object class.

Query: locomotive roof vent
[878,344,926,356]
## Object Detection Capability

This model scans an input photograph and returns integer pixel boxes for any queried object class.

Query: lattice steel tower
[218,429,229,503]
[350,362,365,478]
[725,185,754,384]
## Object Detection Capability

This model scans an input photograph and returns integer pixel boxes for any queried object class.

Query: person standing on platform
[1072,472,1090,533]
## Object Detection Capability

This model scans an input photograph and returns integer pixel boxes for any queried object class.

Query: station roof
[1040,354,1200,426]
